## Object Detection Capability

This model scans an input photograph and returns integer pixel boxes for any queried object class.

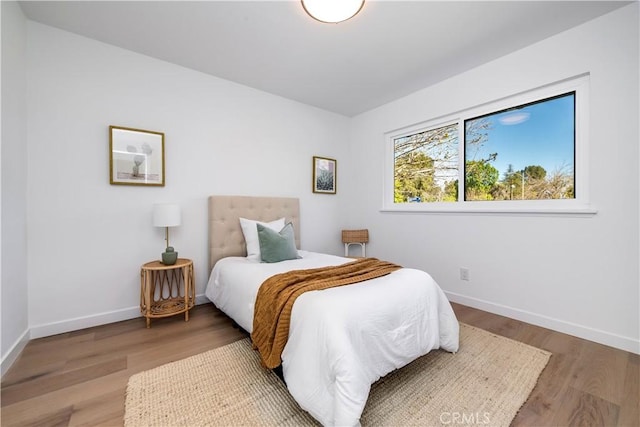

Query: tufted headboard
[208,195,300,272]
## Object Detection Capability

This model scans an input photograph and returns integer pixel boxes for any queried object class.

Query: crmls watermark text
[440,411,491,425]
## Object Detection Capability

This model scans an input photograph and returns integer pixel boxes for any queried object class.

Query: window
[383,75,593,214]
[464,93,575,202]
[394,123,458,203]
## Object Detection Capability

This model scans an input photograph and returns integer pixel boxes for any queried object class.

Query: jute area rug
[124,323,550,426]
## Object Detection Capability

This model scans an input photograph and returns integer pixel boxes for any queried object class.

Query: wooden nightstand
[140,258,195,328]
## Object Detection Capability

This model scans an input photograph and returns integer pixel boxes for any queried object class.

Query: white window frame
[382,74,596,216]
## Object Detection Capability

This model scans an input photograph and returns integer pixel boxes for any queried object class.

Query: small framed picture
[110,126,165,186]
[313,156,336,194]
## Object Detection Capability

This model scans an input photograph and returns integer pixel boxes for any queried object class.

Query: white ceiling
[19,1,630,116]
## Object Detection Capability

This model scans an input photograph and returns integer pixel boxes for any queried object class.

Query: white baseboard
[30,294,212,339]
[12,292,639,377]
[30,306,141,339]
[446,291,640,355]
[4,295,212,377]
[1,328,30,378]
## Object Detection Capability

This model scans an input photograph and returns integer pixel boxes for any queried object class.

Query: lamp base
[161,247,178,265]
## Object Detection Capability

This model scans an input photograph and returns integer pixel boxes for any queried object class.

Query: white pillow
[239,217,286,261]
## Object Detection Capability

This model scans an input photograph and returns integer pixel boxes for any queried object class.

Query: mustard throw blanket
[251,258,402,368]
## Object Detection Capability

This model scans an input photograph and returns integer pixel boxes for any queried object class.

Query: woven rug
[124,323,550,426]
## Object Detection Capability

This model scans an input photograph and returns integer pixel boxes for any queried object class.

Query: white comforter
[205,251,459,426]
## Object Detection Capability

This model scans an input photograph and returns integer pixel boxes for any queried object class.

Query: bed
[205,195,459,426]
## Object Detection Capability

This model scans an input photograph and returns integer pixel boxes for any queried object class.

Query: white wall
[1,1,30,375]
[26,22,350,337]
[345,4,639,353]
[6,2,638,362]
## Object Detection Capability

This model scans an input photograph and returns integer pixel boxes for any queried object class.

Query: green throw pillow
[257,222,299,263]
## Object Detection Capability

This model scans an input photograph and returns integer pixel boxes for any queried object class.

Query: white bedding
[205,251,459,426]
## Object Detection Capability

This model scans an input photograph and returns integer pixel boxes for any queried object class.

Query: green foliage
[524,165,546,180]
[394,151,441,202]
[443,179,458,202]
[465,160,499,200]
[493,164,573,200]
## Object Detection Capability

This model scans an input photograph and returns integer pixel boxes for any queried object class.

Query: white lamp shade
[153,203,181,227]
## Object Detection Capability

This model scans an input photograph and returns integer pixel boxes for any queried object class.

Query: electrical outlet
[460,267,470,281]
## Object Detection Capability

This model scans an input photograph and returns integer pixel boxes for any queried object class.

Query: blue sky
[465,93,575,180]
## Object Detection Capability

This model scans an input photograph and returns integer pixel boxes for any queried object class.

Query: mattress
[205,251,459,426]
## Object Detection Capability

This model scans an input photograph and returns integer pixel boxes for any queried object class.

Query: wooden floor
[1,303,638,426]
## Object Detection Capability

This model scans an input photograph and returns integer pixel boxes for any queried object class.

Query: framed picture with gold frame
[312,156,336,194]
[109,126,165,186]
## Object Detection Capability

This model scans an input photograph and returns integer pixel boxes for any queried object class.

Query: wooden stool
[342,229,369,258]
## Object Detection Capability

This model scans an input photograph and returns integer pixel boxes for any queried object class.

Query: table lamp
[153,203,181,265]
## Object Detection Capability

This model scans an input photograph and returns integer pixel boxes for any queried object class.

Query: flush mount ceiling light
[301,0,365,24]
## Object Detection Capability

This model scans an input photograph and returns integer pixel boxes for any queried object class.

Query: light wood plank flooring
[1,303,638,426]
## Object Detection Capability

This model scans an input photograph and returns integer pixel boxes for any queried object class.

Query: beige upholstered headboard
[208,195,300,271]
